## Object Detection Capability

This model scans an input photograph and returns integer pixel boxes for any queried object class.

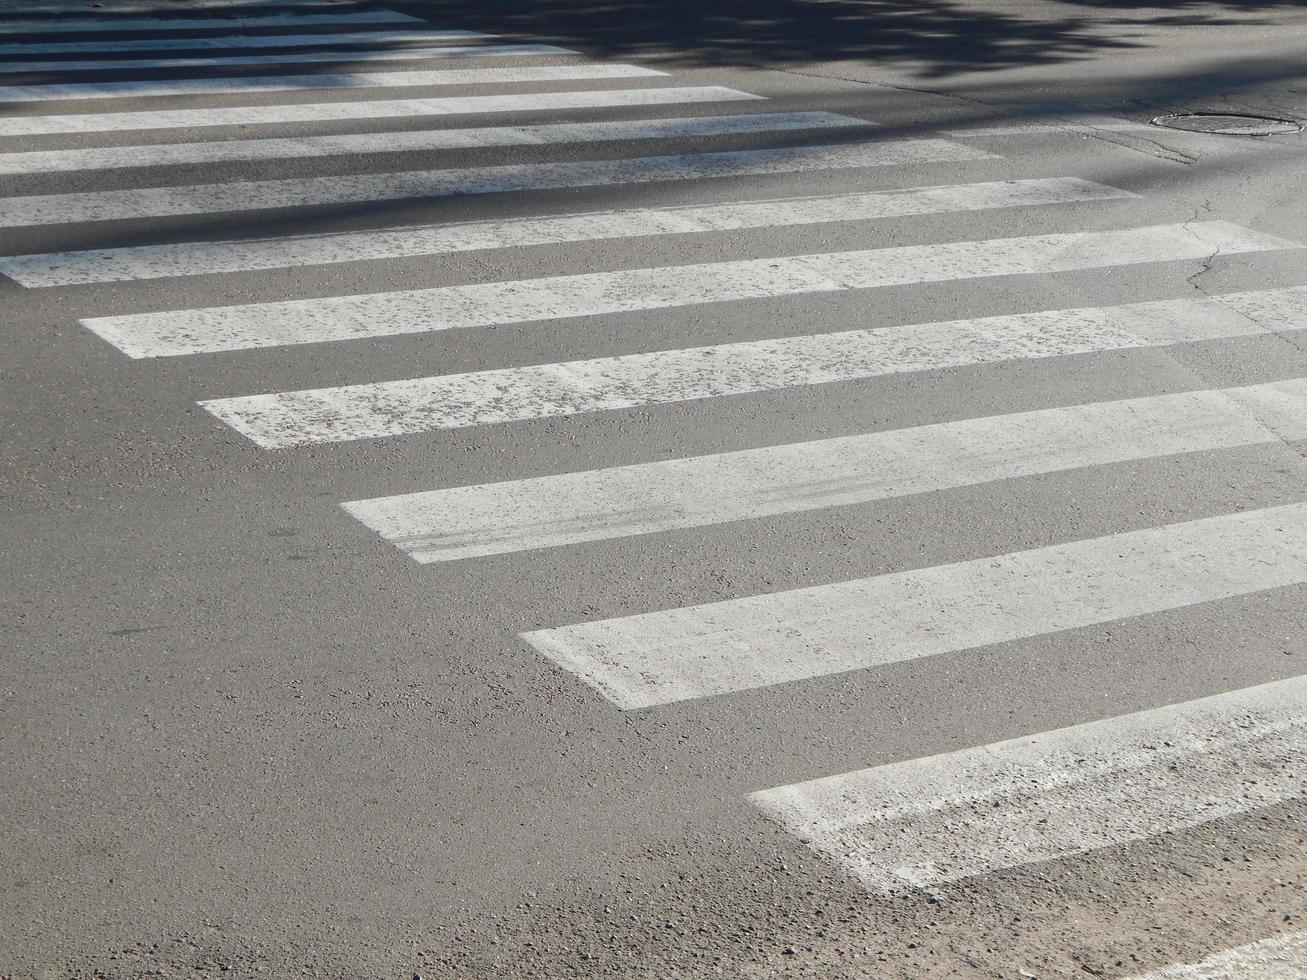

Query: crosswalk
[524,503,1307,707]
[750,674,1307,893]
[0,9,424,32]
[0,110,868,175]
[341,376,1307,561]
[0,176,1116,281]
[1127,932,1307,979]
[0,29,489,57]
[2,44,575,75]
[0,63,666,102]
[0,86,761,136]
[4,2,1303,968]
[195,285,1306,444]
[2,139,989,225]
[79,222,1293,357]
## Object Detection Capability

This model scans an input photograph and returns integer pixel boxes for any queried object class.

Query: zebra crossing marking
[1126,932,1307,979]
[748,674,1307,894]
[341,377,1307,563]
[946,118,1157,137]
[0,43,574,75]
[0,0,364,10]
[194,284,1307,448]
[0,29,491,57]
[0,63,664,103]
[523,502,1307,708]
[0,10,425,33]
[0,85,760,135]
[0,109,870,177]
[8,138,987,228]
[86,221,1294,357]
[4,176,1115,285]
[9,0,1296,945]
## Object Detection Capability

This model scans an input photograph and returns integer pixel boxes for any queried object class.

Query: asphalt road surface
[2,0,1306,977]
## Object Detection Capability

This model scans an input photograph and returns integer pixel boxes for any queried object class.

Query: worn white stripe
[946,118,1156,136]
[0,43,572,74]
[0,29,490,56]
[6,175,1108,285]
[0,85,758,136]
[1127,933,1307,979]
[12,138,983,229]
[196,284,1307,449]
[342,378,1307,563]
[749,674,1307,893]
[525,504,1307,708]
[0,0,367,10]
[0,63,662,102]
[0,109,868,177]
[0,0,369,11]
[89,221,1293,357]
[0,10,423,32]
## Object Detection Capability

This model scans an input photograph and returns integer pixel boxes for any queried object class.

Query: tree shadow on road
[399,0,1307,78]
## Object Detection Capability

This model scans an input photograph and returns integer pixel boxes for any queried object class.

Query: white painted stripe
[525,504,1307,708]
[0,43,573,74]
[196,284,1307,449]
[946,118,1156,136]
[341,378,1307,563]
[1127,933,1307,979]
[0,109,869,177]
[89,221,1293,357]
[0,64,663,103]
[0,85,758,135]
[0,29,490,56]
[0,0,366,11]
[10,138,983,229]
[749,674,1307,893]
[0,10,423,32]
[1,0,355,10]
[4,175,1106,285]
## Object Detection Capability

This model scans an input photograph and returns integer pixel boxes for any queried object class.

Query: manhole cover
[1151,112,1303,136]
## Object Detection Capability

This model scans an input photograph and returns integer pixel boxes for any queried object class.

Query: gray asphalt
[2,1,1306,977]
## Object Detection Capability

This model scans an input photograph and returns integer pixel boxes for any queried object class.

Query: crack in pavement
[1183,199,1220,291]
[1069,124,1197,166]
[1180,201,1306,360]
[1178,202,1307,463]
